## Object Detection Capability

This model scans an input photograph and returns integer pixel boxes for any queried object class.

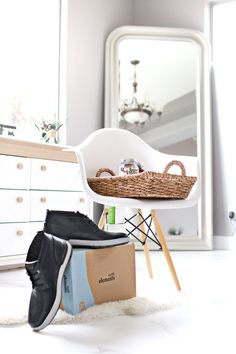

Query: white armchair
[73,128,200,291]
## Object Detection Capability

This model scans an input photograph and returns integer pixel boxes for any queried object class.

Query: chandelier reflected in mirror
[119,60,154,126]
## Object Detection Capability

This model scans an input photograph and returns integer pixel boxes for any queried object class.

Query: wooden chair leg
[98,207,108,230]
[138,209,153,279]
[151,209,181,291]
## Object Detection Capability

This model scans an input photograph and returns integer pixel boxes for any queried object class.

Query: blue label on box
[62,250,94,315]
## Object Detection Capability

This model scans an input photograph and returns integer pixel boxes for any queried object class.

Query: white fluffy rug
[0,285,178,327]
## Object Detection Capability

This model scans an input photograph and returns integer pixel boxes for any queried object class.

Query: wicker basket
[87,160,197,199]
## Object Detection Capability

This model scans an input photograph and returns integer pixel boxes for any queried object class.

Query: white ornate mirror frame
[104,26,212,250]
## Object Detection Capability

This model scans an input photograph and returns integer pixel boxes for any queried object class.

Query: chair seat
[80,185,199,209]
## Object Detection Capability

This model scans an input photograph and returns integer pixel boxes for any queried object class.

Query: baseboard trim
[213,236,235,250]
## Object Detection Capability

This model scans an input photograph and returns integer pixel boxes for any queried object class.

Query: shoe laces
[79,213,97,228]
[26,264,44,288]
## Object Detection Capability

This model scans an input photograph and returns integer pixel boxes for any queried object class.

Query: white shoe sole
[69,236,130,247]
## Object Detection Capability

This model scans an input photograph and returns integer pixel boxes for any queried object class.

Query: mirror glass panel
[105,26,212,250]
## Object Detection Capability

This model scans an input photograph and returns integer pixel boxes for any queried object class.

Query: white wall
[134,0,207,30]
[66,0,134,146]
[211,2,236,238]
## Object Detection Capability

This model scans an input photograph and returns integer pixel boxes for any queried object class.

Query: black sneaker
[25,231,72,331]
[43,210,130,248]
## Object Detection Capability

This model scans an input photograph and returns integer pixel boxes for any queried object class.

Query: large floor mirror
[104,26,212,250]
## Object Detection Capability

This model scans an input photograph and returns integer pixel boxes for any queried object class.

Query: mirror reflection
[104,26,214,249]
[118,38,198,157]
[117,38,199,241]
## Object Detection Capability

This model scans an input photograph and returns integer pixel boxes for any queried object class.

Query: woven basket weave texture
[87,160,197,199]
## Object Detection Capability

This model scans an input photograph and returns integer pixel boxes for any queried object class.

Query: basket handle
[95,168,116,177]
[163,160,186,176]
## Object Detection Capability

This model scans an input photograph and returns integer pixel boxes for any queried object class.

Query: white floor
[0,250,236,354]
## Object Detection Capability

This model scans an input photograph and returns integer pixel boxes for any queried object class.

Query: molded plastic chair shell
[68,128,200,291]
[74,128,200,210]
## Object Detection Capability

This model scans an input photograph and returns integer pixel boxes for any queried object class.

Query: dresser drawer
[0,223,31,257]
[0,155,30,189]
[30,222,44,238]
[30,158,82,191]
[30,191,90,221]
[0,190,30,222]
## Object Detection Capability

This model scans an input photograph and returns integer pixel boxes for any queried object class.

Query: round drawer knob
[16,230,23,236]
[79,197,85,203]
[16,196,23,203]
[40,197,47,203]
[40,165,47,171]
[16,163,23,170]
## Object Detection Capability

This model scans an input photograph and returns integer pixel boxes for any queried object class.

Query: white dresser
[0,137,92,269]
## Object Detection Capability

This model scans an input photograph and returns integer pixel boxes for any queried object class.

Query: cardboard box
[61,243,136,315]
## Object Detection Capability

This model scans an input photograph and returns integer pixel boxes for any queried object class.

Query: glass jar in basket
[119,158,141,175]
